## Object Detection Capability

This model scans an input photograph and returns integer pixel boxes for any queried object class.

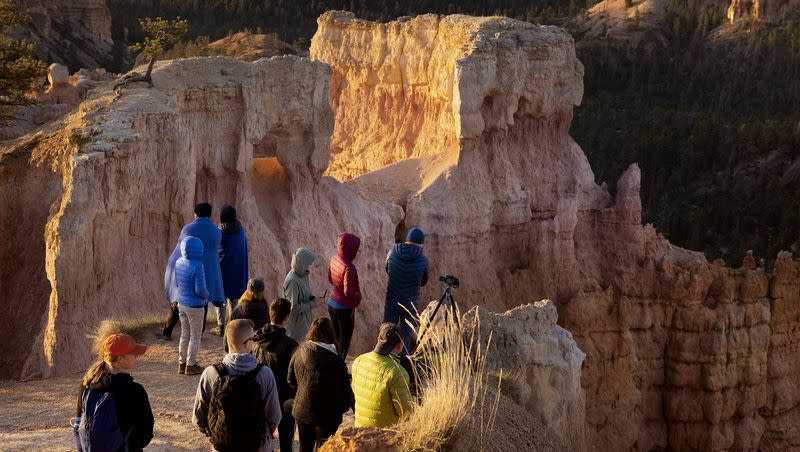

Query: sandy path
[0,325,238,451]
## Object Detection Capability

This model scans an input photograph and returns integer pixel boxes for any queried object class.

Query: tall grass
[88,314,163,351]
[395,306,502,451]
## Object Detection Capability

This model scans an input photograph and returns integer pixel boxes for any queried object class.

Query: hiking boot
[185,364,204,376]
[209,326,224,337]
[157,333,172,341]
[178,363,186,374]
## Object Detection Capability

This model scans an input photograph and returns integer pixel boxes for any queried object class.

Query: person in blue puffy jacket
[218,204,249,332]
[175,236,209,376]
[162,203,225,340]
[384,227,429,352]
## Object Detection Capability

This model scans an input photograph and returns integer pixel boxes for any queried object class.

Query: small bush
[89,314,163,352]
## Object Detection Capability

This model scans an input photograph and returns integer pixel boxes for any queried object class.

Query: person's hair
[194,202,212,218]
[226,318,255,350]
[82,350,118,387]
[269,298,291,324]
[306,317,336,344]
[239,289,265,304]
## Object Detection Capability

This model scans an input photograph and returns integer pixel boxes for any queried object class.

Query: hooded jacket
[164,217,225,303]
[284,247,317,341]
[175,236,210,308]
[287,342,354,427]
[385,242,429,312]
[253,325,299,404]
[193,353,282,452]
[327,233,362,309]
[76,372,154,452]
[219,205,248,301]
[231,298,269,331]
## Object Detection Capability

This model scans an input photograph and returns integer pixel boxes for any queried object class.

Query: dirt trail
[0,325,241,451]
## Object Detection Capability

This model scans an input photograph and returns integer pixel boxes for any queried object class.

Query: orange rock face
[311,11,800,451]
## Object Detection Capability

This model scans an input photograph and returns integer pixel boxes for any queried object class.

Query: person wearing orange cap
[73,333,154,452]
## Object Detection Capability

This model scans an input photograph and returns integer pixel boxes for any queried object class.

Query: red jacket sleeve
[343,264,361,305]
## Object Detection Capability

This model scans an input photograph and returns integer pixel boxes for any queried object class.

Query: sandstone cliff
[311,11,800,451]
[0,56,401,381]
[13,0,114,70]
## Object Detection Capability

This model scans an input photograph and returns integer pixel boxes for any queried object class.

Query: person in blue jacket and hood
[162,203,225,338]
[218,204,249,332]
[384,227,429,352]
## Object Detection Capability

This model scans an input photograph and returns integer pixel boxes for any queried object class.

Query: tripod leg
[448,292,460,329]
[414,291,448,352]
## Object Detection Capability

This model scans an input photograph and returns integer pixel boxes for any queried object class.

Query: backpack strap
[213,363,227,378]
[247,363,263,379]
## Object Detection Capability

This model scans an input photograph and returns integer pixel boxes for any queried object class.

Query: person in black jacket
[287,318,353,452]
[231,278,269,331]
[74,333,154,452]
[253,298,299,452]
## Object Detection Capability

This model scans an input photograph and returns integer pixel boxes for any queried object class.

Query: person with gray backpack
[73,333,153,452]
[192,319,282,452]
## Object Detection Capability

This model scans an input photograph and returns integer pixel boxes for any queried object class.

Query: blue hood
[222,352,259,376]
[393,242,424,262]
[180,236,204,260]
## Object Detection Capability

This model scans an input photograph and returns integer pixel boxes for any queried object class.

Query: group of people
[73,201,432,452]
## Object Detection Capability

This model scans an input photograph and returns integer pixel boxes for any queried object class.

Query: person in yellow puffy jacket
[351,323,414,428]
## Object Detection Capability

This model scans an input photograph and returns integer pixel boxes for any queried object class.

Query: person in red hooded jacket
[326,232,362,360]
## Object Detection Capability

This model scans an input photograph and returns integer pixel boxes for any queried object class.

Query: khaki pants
[178,304,205,366]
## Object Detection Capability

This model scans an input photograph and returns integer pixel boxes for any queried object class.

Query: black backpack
[207,363,267,452]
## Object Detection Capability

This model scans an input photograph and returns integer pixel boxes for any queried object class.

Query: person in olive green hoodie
[351,323,414,428]
[284,247,318,342]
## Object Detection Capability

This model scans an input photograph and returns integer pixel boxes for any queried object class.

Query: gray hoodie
[192,353,282,452]
[284,247,318,342]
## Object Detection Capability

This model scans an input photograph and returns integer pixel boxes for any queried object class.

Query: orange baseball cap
[103,333,147,357]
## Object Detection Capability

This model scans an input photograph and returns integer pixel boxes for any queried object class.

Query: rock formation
[1,64,113,142]
[310,11,800,451]
[463,301,586,451]
[1,10,799,451]
[12,0,114,70]
[0,55,401,381]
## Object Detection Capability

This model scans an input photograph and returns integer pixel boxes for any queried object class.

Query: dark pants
[297,421,337,452]
[277,410,296,451]
[327,306,354,360]
[384,299,418,353]
[162,302,179,337]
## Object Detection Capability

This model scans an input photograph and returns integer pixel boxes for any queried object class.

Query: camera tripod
[413,275,460,353]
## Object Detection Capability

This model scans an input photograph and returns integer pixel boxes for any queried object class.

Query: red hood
[337,233,360,260]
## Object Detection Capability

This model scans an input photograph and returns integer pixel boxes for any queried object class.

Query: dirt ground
[0,323,303,451]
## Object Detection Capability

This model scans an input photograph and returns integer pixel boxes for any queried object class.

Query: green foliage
[572,6,800,263]
[108,0,582,54]
[0,0,47,116]
[130,16,189,61]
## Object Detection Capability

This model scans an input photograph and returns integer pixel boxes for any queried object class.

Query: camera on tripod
[438,275,460,288]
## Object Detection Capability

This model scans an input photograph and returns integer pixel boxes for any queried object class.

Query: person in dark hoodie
[326,232,362,360]
[161,203,225,340]
[287,318,353,452]
[218,204,249,333]
[231,278,269,332]
[252,298,299,452]
[384,227,429,352]
[73,333,153,452]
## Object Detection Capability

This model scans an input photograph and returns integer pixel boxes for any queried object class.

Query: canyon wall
[13,0,114,70]
[0,56,401,380]
[311,11,800,451]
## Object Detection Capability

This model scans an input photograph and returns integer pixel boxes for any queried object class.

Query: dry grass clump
[395,310,501,451]
[88,314,163,351]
